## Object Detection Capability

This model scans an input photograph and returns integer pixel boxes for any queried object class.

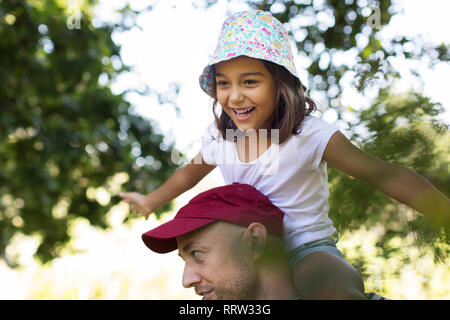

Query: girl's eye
[216,80,228,86]
[216,80,257,86]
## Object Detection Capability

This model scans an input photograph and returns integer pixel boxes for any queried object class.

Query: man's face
[177,221,261,300]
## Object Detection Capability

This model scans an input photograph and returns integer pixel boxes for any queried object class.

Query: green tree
[0,0,178,265]
[328,89,449,260]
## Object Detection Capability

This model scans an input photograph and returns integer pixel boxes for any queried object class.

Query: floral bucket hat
[199,10,301,98]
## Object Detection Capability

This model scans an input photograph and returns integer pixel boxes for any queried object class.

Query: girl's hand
[119,192,158,219]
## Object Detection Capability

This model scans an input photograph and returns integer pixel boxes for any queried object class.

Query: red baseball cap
[142,183,285,253]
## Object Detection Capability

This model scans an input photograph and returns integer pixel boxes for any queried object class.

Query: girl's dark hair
[211,60,317,145]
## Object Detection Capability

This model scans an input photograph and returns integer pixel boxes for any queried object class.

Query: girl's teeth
[234,107,254,114]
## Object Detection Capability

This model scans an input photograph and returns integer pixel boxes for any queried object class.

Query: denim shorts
[287,234,344,270]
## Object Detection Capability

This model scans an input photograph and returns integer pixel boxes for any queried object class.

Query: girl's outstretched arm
[120,151,216,219]
[323,131,450,227]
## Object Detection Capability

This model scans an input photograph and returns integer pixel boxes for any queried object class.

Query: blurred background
[1,0,449,299]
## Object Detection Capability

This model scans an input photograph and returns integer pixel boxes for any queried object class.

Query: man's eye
[191,251,203,260]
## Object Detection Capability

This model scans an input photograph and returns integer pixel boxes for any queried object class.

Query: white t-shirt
[201,115,339,252]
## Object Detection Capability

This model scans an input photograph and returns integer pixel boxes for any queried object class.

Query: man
[141,182,297,300]
[141,183,386,300]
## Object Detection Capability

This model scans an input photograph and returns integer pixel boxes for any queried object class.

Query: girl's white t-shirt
[201,115,338,252]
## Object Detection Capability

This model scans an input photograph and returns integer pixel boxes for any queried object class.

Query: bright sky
[94,0,450,161]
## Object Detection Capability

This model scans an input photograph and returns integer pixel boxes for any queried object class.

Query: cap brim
[142,218,216,253]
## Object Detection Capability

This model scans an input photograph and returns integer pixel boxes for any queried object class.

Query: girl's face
[215,56,277,133]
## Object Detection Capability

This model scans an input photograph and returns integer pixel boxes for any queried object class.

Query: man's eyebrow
[215,72,265,77]
[177,241,210,259]
[178,241,195,257]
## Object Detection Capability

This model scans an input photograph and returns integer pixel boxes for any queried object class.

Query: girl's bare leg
[291,250,367,300]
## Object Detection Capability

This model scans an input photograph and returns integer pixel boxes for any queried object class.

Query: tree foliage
[328,89,450,260]
[0,0,178,265]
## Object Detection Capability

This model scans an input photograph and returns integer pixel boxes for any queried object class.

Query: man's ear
[243,222,267,261]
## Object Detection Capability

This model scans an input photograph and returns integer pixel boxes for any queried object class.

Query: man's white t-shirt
[201,115,339,252]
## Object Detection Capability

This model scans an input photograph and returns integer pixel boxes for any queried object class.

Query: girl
[120,10,450,299]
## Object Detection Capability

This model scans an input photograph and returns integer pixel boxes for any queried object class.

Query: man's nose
[182,263,202,289]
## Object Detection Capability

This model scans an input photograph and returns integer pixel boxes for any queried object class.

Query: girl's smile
[215,56,277,133]
[230,106,256,121]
